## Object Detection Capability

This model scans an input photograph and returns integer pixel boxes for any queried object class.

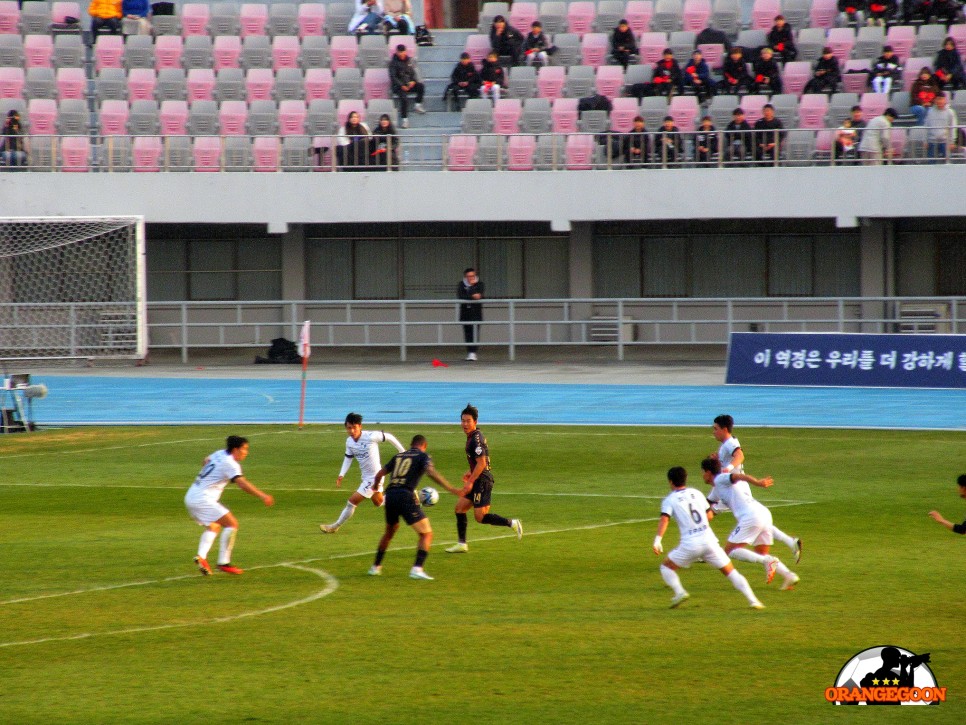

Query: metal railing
[144,296,964,362]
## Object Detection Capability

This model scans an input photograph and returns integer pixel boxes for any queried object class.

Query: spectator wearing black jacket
[388,44,425,128]
[682,49,713,103]
[480,50,507,101]
[719,46,752,95]
[767,15,797,63]
[803,47,841,94]
[725,107,753,164]
[522,21,554,67]
[838,0,866,25]
[621,115,651,166]
[611,19,638,70]
[445,52,482,109]
[934,38,966,91]
[754,104,785,164]
[489,15,524,65]
[870,46,901,95]
[655,115,683,165]
[752,47,783,95]
[650,49,682,98]
[694,115,718,165]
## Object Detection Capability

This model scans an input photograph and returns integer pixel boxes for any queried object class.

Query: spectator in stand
[651,49,682,98]
[682,49,713,103]
[88,0,122,41]
[336,110,371,169]
[752,47,783,95]
[719,46,752,95]
[870,46,902,95]
[696,25,732,53]
[924,93,958,161]
[389,43,425,128]
[848,105,866,141]
[910,67,942,124]
[610,19,638,70]
[122,0,151,35]
[866,0,896,25]
[445,52,482,108]
[621,115,651,167]
[934,38,966,92]
[1,110,27,168]
[654,115,683,166]
[725,107,753,165]
[911,0,964,24]
[753,103,785,165]
[834,118,860,163]
[370,114,400,170]
[349,0,384,34]
[694,115,718,165]
[934,0,964,23]
[767,15,797,63]
[858,107,897,164]
[489,15,524,66]
[837,0,866,26]
[458,268,484,361]
[381,0,414,35]
[803,47,841,95]
[522,21,554,68]
[480,50,507,101]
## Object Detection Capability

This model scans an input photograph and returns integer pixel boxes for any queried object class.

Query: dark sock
[374,548,386,566]
[414,549,428,568]
[456,513,467,542]
[481,513,511,527]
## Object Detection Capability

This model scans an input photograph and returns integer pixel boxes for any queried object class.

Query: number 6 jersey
[660,486,717,545]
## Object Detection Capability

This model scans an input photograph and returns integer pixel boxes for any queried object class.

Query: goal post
[0,216,147,363]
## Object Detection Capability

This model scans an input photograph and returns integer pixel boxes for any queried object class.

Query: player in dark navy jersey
[446,403,523,553]
[369,435,462,580]
[929,474,966,535]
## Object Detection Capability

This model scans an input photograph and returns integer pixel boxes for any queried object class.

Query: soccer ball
[420,487,439,507]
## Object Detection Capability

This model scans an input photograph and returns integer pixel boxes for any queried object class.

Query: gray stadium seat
[478,2,510,33]
[461,98,494,133]
[330,67,362,102]
[357,34,389,71]
[53,35,84,69]
[20,2,51,35]
[151,14,181,36]
[770,94,799,128]
[781,0,811,29]
[827,92,859,126]
[187,100,220,135]
[124,34,156,70]
[534,133,561,169]
[300,36,330,69]
[247,99,279,135]
[565,65,596,98]
[160,136,193,171]
[156,69,187,102]
[551,33,581,66]
[507,65,537,99]
[182,36,214,70]
[668,31,696,61]
[305,99,337,134]
[56,98,90,134]
[853,26,884,61]
[708,93,736,127]
[914,24,946,60]
[640,95,671,128]
[624,64,653,90]
[223,136,253,171]
[215,68,246,102]
[128,100,160,135]
[325,3,354,35]
[281,135,313,171]
[96,68,128,102]
[241,35,272,71]
[0,35,24,67]
[520,97,552,133]
[268,3,299,37]
[101,135,132,172]
[652,0,684,33]
[796,28,827,63]
[24,67,57,100]
[736,29,767,53]
[365,98,397,127]
[578,109,609,133]
[595,1,625,34]
[539,2,568,34]
[710,0,741,39]
[474,134,504,170]
[274,68,305,101]
[210,2,242,36]
[28,136,55,170]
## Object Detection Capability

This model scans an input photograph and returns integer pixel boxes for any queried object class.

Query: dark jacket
[523,31,552,54]
[754,116,786,155]
[838,0,866,11]
[388,54,420,90]
[451,61,482,87]
[696,26,731,52]
[721,54,750,85]
[767,24,796,58]
[812,55,841,83]
[753,57,782,85]
[458,280,484,320]
[480,58,507,86]
[934,48,965,84]
[611,28,638,55]
[621,128,651,163]
[652,58,682,87]
[910,76,942,106]
[694,124,719,158]
[654,125,683,160]
[490,23,524,61]
[726,119,753,155]
[682,58,712,87]
[872,53,902,78]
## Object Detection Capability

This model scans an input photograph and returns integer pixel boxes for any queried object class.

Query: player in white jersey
[184,435,275,575]
[712,414,802,563]
[701,457,800,591]
[653,466,764,609]
[320,412,405,533]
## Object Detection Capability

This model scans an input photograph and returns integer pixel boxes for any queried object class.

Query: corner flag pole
[298,320,311,429]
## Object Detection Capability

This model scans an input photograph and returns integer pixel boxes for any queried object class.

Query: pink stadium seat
[551,97,579,132]
[638,32,668,65]
[596,64,624,99]
[565,133,595,169]
[160,99,189,134]
[739,94,767,125]
[669,94,699,131]
[240,3,268,37]
[246,68,274,102]
[682,0,711,32]
[809,0,837,28]
[304,67,333,100]
[363,67,389,100]
[310,135,334,171]
[860,91,888,118]
[581,33,609,68]
[56,67,85,99]
[278,99,306,134]
[27,98,56,134]
[798,93,829,128]
[99,99,129,135]
[128,68,156,101]
[509,2,538,31]
[24,34,53,68]
[95,35,124,72]
[697,43,724,70]
[948,25,966,57]
[0,66,23,99]
[273,35,300,70]
[609,96,639,131]
[297,3,326,38]
[888,127,906,159]
[902,57,930,91]
[537,65,565,99]
[187,68,216,102]
[60,136,90,171]
[624,1,654,35]
[155,35,183,70]
[0,1,19,34]
[213,35,242,70]
[826,28,855,66]
[133,136,163,171]
[219,100,248,134]
[885,25,915,62]
[253,135,280,170]
[815,128,833,155]
[336,98,365,127]
[507,134,536,170]
[181,4,211,36]
[493,98,522,133]
[447,134,477,171]
[567,2,596,38]
[329,36,357,70]
[840,60,870,93]
[782,61,812,96]
[751,0,781,30]
[465,34,491,69]
[51,2,80,23]
[193,136,222,171]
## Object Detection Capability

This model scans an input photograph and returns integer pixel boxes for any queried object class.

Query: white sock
[728,547,770,565]
[727,569,759,605]
[197,530,217,559]
[660,565,686,597]
[333,502,356,528]
[774,560,793,578]
[771,526,796,551]
[218,527,237,566]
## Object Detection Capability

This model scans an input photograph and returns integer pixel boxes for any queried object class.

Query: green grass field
[1,424,964,724]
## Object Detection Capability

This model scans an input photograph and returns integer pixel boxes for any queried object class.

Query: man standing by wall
[458,267,483,361]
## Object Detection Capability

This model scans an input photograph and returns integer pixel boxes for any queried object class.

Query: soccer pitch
[1,424,963,723]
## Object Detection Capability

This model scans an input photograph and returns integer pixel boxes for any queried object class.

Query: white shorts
[668,538,731,569]
[185,492,229,526]
[728,505,774,547]
[356,477,381,499]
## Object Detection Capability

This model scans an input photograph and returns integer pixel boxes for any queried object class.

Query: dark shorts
[385,488,426,527]
[465,478,493,508]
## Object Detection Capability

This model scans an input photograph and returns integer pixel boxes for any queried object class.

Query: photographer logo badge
[826,646,946,705]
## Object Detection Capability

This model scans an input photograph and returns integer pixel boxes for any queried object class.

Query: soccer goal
[0,216,147,363]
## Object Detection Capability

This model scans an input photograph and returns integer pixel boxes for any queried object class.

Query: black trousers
[460,310,482,353]
[394,82,425,118]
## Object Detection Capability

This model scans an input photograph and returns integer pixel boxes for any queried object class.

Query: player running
[369,435,464,580]
[700,457,800,591]
[654,466,764,609]
[184,435,275,575]
[320,412,405,533]
[446,403,523,553]
[712,414,802,562]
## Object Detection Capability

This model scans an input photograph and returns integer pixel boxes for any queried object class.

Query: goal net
[0,216,146,362]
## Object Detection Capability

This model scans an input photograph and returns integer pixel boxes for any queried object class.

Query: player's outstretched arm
[653,515,670,555]
[928,511,957,531]
[234,476,274,506]
[734,473,773,488]
[427,466,462,496]
[383,431,406,453]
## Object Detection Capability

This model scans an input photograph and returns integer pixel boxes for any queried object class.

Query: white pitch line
[0,563,338,650]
